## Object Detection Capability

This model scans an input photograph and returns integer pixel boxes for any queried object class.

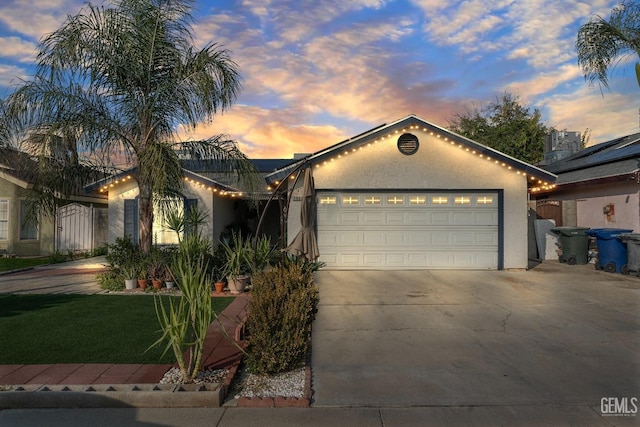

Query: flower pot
[165,281,175,289]
[124,279,136,290]
[138,279,148,290]
[227,275,249,295]
[152,279,163,290]
[214,281,225,294]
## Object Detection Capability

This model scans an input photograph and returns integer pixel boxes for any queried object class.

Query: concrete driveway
[311,262,640,411]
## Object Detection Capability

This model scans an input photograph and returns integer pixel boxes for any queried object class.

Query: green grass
[0,257,50,272]
[0,294,234,364]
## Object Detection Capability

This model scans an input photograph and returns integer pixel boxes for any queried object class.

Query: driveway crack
[502,311,512,333]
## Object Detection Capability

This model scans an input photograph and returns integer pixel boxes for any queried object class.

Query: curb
[0,383,224,408]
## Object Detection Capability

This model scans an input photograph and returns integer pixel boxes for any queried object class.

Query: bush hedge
[246,263,319,375]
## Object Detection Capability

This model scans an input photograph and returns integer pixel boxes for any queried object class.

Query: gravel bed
[159,366,306,398]
[159,367,229,385]
[230,366,306,398]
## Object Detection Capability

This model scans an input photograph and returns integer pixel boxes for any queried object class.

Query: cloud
[0,36,38,63]
[178,105,348,158]
[505,64,583,101]
[0,0,83,40]
[0,64,30,92]
[543,84,639,144]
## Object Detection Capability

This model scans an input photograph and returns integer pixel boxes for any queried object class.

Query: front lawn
[0,294,233,364]
[0,257,50,272]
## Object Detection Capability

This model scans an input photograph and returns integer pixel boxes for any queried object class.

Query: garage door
[316,191,499,269]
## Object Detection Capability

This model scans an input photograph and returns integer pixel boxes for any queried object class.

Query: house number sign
[397,133,419,155]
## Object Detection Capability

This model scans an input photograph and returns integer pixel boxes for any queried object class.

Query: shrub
[246,263,318,375]
[106,236,140,268]
[97,268,125,291]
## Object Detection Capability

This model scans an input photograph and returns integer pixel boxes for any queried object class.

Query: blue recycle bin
[586,228,634,273]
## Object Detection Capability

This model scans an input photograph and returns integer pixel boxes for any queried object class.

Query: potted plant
[137,265,149,290]
[123,263,137,290]
[148,261,165,290]
[212,265,226,294]
[164,268,175,289]
[221,232,250,295]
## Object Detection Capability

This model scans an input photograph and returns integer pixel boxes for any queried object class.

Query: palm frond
[576,1,640,89]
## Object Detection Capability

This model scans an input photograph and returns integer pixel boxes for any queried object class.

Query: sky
[0,0,638,159]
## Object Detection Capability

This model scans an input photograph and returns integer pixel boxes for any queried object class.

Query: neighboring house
[267,115,556,270]
[532,132,640,232]
[0,147,108,256]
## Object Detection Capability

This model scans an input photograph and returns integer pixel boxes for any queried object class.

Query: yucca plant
[150,249,214,382]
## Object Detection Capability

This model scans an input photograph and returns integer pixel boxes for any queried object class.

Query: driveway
[311,262,640,409]
[0,257,107,294]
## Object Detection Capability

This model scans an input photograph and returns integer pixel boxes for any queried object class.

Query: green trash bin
[551,227,590,265]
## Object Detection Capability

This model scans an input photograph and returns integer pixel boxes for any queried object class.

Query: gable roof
[0,147,37,188]
[542,132,640,186]
[265,114,557,186]
[84,166,242,196]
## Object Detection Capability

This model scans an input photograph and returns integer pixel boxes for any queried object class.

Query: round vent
[397,133,419,155]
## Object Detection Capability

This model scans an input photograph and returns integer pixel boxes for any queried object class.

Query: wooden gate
[56,203,93,251]
[536,200,562,226]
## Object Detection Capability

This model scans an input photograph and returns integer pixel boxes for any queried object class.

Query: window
[320,196,337,205]
[454,196,471,205]
[365,196,381,205]
[410,196,426,205]
[124,199,139,243]
[0,200,8,240]
[19,200,38,240]
[342,196,359,205]
[432,196,448,205]
[477,196,494,205]
[387,196,404,205]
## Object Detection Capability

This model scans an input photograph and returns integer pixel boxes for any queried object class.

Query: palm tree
[576,1,640,90]
[6,0,258,254]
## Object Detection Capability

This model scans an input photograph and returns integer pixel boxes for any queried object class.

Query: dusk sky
[0,0,638,159]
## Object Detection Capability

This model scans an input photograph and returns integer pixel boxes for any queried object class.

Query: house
[266,115,556,270]
[531,132,640,232]
[0,147,108,256]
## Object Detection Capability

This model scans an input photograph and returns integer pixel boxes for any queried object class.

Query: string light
[98,173,242,197]
[305,124,555,194]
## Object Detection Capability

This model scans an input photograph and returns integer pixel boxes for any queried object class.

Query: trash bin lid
[551,226,590,236]
[586,228,634,239]
[618,233,640,242]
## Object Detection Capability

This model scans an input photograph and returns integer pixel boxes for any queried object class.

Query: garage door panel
[363,231,384,245]
[476,211,499,225]
[363,211,384,225]
[406,212,430,225]
[385,212,405,224]
[340,211,361,225]
[430,212,451,225]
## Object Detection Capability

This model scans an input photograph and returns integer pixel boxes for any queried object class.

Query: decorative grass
[0,294,233,364]
[0,258,49,272]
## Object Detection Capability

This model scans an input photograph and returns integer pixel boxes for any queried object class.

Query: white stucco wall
[107,180,225,246]
[289,128,531,269]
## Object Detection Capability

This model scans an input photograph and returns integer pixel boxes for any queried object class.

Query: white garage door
[316,192,499,269]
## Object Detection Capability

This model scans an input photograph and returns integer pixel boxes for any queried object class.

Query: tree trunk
[138,179,154,255]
